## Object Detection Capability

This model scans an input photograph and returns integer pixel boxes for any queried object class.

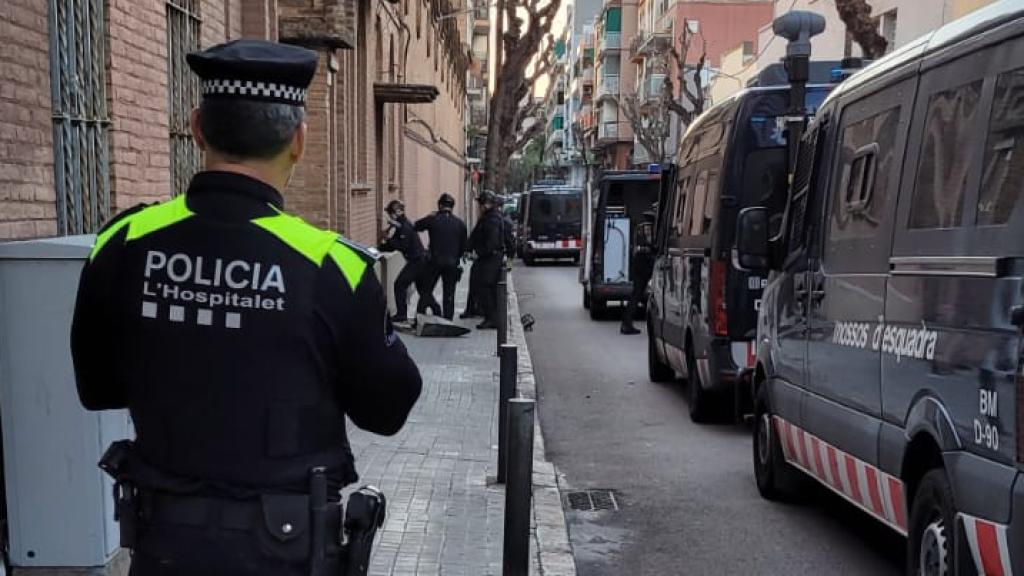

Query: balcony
[596,74,619,101]
[582,67,594,84]
[600,31,621,53]
[639,73,666,101]
[549,128,565,145]
[598,121,619,140]
[630,31,672,62]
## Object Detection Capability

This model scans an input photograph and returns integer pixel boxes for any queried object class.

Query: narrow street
[516,263,905,576]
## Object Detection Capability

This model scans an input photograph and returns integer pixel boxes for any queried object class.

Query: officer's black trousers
[418,262,460,320]
[621,261,654,328]
[471,256,501,324]
[129,524,312,576]
[394,258,428,320]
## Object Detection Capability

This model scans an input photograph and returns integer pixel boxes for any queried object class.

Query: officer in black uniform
[414,193,468,320]
[621,209,657,335]
[71,39,422,576]
[380,199,437,323]
[467,190,504,330]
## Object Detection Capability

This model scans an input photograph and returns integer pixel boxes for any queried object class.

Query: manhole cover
[565,490,619,512]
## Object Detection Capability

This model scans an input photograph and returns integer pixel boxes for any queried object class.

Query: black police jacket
[415,210,467,268]
[468,208,504,259]
[71,171,423,496]
[380,215,425,261]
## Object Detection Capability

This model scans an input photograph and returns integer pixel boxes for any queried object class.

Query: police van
[580,170,661,319]
[647,78,832,422]
[520,185,584,265]
[737,3,1024,573]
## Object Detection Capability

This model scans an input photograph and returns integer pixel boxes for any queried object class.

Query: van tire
[685,348,715,423]
[752,385,802,501]
[907,469,956,576]
[648,325,673,383]
[583,287,591,309]
[589,298,605,320]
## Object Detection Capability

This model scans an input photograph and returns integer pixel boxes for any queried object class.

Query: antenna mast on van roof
[772,10,826,177]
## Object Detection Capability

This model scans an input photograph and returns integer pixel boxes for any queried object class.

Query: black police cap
[187,39,318,106]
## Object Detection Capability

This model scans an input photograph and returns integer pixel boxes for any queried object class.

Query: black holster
[99,440,141,549]
[342,486,387,576]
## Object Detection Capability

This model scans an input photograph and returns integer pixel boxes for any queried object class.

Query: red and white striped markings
[962,514,1014,576]
[772,416,908,535]
[530,239,581,250]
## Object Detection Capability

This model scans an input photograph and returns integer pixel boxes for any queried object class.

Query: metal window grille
[49,0,111,235]
[167,0,201,196]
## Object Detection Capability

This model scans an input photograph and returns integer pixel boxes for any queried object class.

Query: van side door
[649,167,677,347]
[885,44,1024,522]
[804,79,915,472]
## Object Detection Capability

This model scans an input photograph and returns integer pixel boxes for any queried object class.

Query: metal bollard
[502,398,535,576]
[496,343,518,484]
[496,280,508,355]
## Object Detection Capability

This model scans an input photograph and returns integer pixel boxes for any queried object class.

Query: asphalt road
[516,263,906,576]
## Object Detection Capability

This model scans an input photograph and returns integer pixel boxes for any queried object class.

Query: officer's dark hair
[438,193,455,209]
[198,99,305,160]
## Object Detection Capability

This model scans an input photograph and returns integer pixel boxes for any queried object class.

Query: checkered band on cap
[201,78,307,104]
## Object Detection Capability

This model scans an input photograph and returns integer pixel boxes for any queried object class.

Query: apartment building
[631,0,773,164]
[592,0,639,169]
[0,0,469,245]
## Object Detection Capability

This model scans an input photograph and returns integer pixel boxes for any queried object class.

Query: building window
[879,9,897,55]
[167,0,202,196]
[49,0,111,234]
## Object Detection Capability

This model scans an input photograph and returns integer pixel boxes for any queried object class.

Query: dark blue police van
[737,3,1024,573]
[647,79,832,422]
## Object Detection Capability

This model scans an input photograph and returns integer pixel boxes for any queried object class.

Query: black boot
[620,324,641,335]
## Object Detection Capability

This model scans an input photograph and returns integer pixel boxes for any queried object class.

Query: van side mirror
[736,207,770,271]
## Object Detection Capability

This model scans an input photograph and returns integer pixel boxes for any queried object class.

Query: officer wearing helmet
[381,198,437,324]
[415,193,468,320]
[467,190,505,329]
[71,39,421,574]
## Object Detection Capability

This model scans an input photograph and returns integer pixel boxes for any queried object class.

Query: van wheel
[589,298,605,320]
[753,385,802,501]
[583,287,591,309]
[907,469,955,576]
[685,348,715,423]
[648,326,673,383]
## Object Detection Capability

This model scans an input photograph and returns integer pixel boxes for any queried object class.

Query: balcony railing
[596,74,619,100]
[600,31,621,52]
[640,74,666,100]
[582,67,594,84]
[598,121,618,140]
[630,31,672,61]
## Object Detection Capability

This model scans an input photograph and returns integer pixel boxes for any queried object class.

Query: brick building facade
[0,0,468,247]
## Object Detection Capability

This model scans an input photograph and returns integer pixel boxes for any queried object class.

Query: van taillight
[711,260,728,337]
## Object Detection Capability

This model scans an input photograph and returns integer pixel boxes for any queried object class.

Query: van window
[672,175,690,241]
[689,172,708,235]
[909,80,984,229]
[826,106,900,270]
[977,68,1024,226]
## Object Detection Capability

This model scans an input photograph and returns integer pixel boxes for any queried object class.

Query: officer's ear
[190,108,207,151]
[290,121,307,162]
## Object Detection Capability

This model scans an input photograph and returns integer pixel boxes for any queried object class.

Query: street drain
[565,490,619,512]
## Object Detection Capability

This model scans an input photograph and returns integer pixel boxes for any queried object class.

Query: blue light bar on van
[648,163,660,173]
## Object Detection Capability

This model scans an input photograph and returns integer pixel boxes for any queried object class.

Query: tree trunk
[834,0,888,59]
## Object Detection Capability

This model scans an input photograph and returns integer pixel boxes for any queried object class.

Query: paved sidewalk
[345,274,576,576]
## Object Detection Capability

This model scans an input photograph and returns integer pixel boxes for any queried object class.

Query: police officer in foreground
[414,193,468,320]
[71,40,422,575]
[620,208,657,335]
[467,190,505,330]
[380,199,437,324]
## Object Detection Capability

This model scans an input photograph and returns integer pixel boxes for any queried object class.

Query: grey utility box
[0,235,130,570]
